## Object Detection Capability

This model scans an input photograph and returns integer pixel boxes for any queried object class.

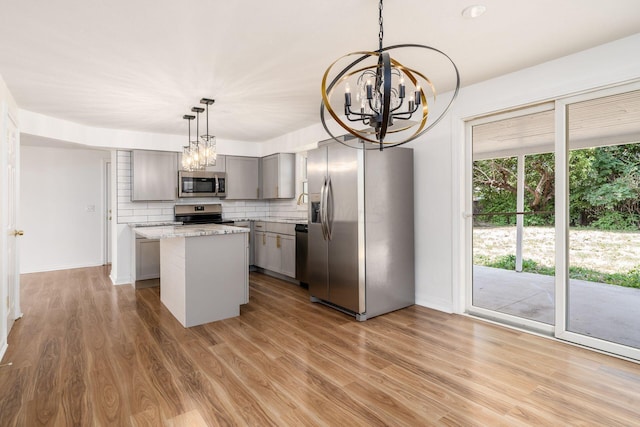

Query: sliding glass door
[469,105,556,331]
[468,82,640,360]
[556,85,640,359]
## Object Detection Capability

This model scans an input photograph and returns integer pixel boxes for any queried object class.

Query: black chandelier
[320,0,460,150]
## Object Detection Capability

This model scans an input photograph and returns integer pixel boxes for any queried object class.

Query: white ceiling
[1,0,639,143]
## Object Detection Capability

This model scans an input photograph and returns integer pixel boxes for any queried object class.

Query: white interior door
[106,161,112,264]
[4,110,21,336]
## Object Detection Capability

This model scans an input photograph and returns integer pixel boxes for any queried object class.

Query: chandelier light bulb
[344,83,352,107]
[366,80,373,99]
[399,77,406,98]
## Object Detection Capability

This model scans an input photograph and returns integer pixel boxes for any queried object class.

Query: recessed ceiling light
[462,4,487,19]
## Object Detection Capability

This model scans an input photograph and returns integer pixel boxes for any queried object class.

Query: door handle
[14,230,24,236]
[325,177,332,241]
[319,178,328,240]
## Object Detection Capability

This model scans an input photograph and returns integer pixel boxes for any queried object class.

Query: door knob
[14,230,24,236]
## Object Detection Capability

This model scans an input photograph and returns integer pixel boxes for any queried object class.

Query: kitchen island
[134,223,249,327]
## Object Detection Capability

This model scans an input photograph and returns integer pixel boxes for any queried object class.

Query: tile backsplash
[116,150,306,224]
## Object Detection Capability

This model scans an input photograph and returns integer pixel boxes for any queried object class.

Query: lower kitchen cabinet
[253,221,295,278]
[233,221,253,266]
[254,230,268,269]
[279,234,296,277]
[136,238,160,280]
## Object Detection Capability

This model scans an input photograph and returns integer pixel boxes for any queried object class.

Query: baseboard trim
[110,272,133,286]
[0,342,7,363]
[415,296,453,314]
[21,262,104,274]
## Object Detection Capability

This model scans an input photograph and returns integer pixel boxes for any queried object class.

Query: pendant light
[180,97,217,171]
[320,0,460,150]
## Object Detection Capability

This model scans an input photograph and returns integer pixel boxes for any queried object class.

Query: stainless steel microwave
[178,171,226,198]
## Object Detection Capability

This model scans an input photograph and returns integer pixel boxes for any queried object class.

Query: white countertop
[128,221,183,228]
[227,216,307,224]
[134,223,250,239]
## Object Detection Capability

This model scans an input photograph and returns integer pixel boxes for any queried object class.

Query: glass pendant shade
[181,99,217,170]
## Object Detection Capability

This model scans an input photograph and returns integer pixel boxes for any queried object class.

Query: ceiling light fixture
[199,98,217,167]
[320,0,460,150]
[181,98,217,171]
[182,114,196,171]
[461,4,486,19]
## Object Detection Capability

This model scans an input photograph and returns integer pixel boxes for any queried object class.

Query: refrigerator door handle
[319,177,328,240]
[326,176,333,241]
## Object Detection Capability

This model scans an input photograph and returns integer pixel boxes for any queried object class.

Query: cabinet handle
[263,234,266,245]
[257,188,259,198]
[276,235,281,248]
[276,185,279,198]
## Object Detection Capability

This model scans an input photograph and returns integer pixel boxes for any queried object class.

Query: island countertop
[226,216,307,224]
[134,223,250,239]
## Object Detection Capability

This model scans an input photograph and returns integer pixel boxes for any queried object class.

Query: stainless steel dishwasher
[295,223,308,288]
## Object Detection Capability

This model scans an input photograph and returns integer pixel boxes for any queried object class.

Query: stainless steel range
[175,203,234,225]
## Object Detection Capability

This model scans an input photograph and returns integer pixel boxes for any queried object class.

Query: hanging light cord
[378,0,383,53]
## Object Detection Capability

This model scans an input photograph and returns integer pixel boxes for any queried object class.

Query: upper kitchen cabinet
[261,153,295,199]
[178,153,226,173]
[131,150,177,201]
[225,156,260,199]
[205,154,225,172]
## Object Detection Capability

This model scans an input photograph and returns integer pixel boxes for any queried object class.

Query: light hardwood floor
[1,266,639,426]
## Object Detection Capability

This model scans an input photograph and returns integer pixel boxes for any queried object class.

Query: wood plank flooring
[1,265,640,426]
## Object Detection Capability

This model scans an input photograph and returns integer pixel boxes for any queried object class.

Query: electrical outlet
[86,205,96,212]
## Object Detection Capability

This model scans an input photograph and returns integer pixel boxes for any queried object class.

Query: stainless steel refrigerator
[307,139,415,320]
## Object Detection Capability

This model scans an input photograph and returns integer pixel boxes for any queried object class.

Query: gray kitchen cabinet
[261,153,295,199]
[256,222,296,278]
[131,150,177,201]
[233,221,253,266]
[205,154,225,172]
[226,156,260,199]
[280,234,296,277]
[254,229,267,268]
[136,238,160,280]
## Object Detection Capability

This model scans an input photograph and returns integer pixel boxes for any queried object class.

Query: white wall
[19,110,262,155]
[20,145,111,273]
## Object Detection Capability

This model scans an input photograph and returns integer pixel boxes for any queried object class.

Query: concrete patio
[473,265,640,349]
